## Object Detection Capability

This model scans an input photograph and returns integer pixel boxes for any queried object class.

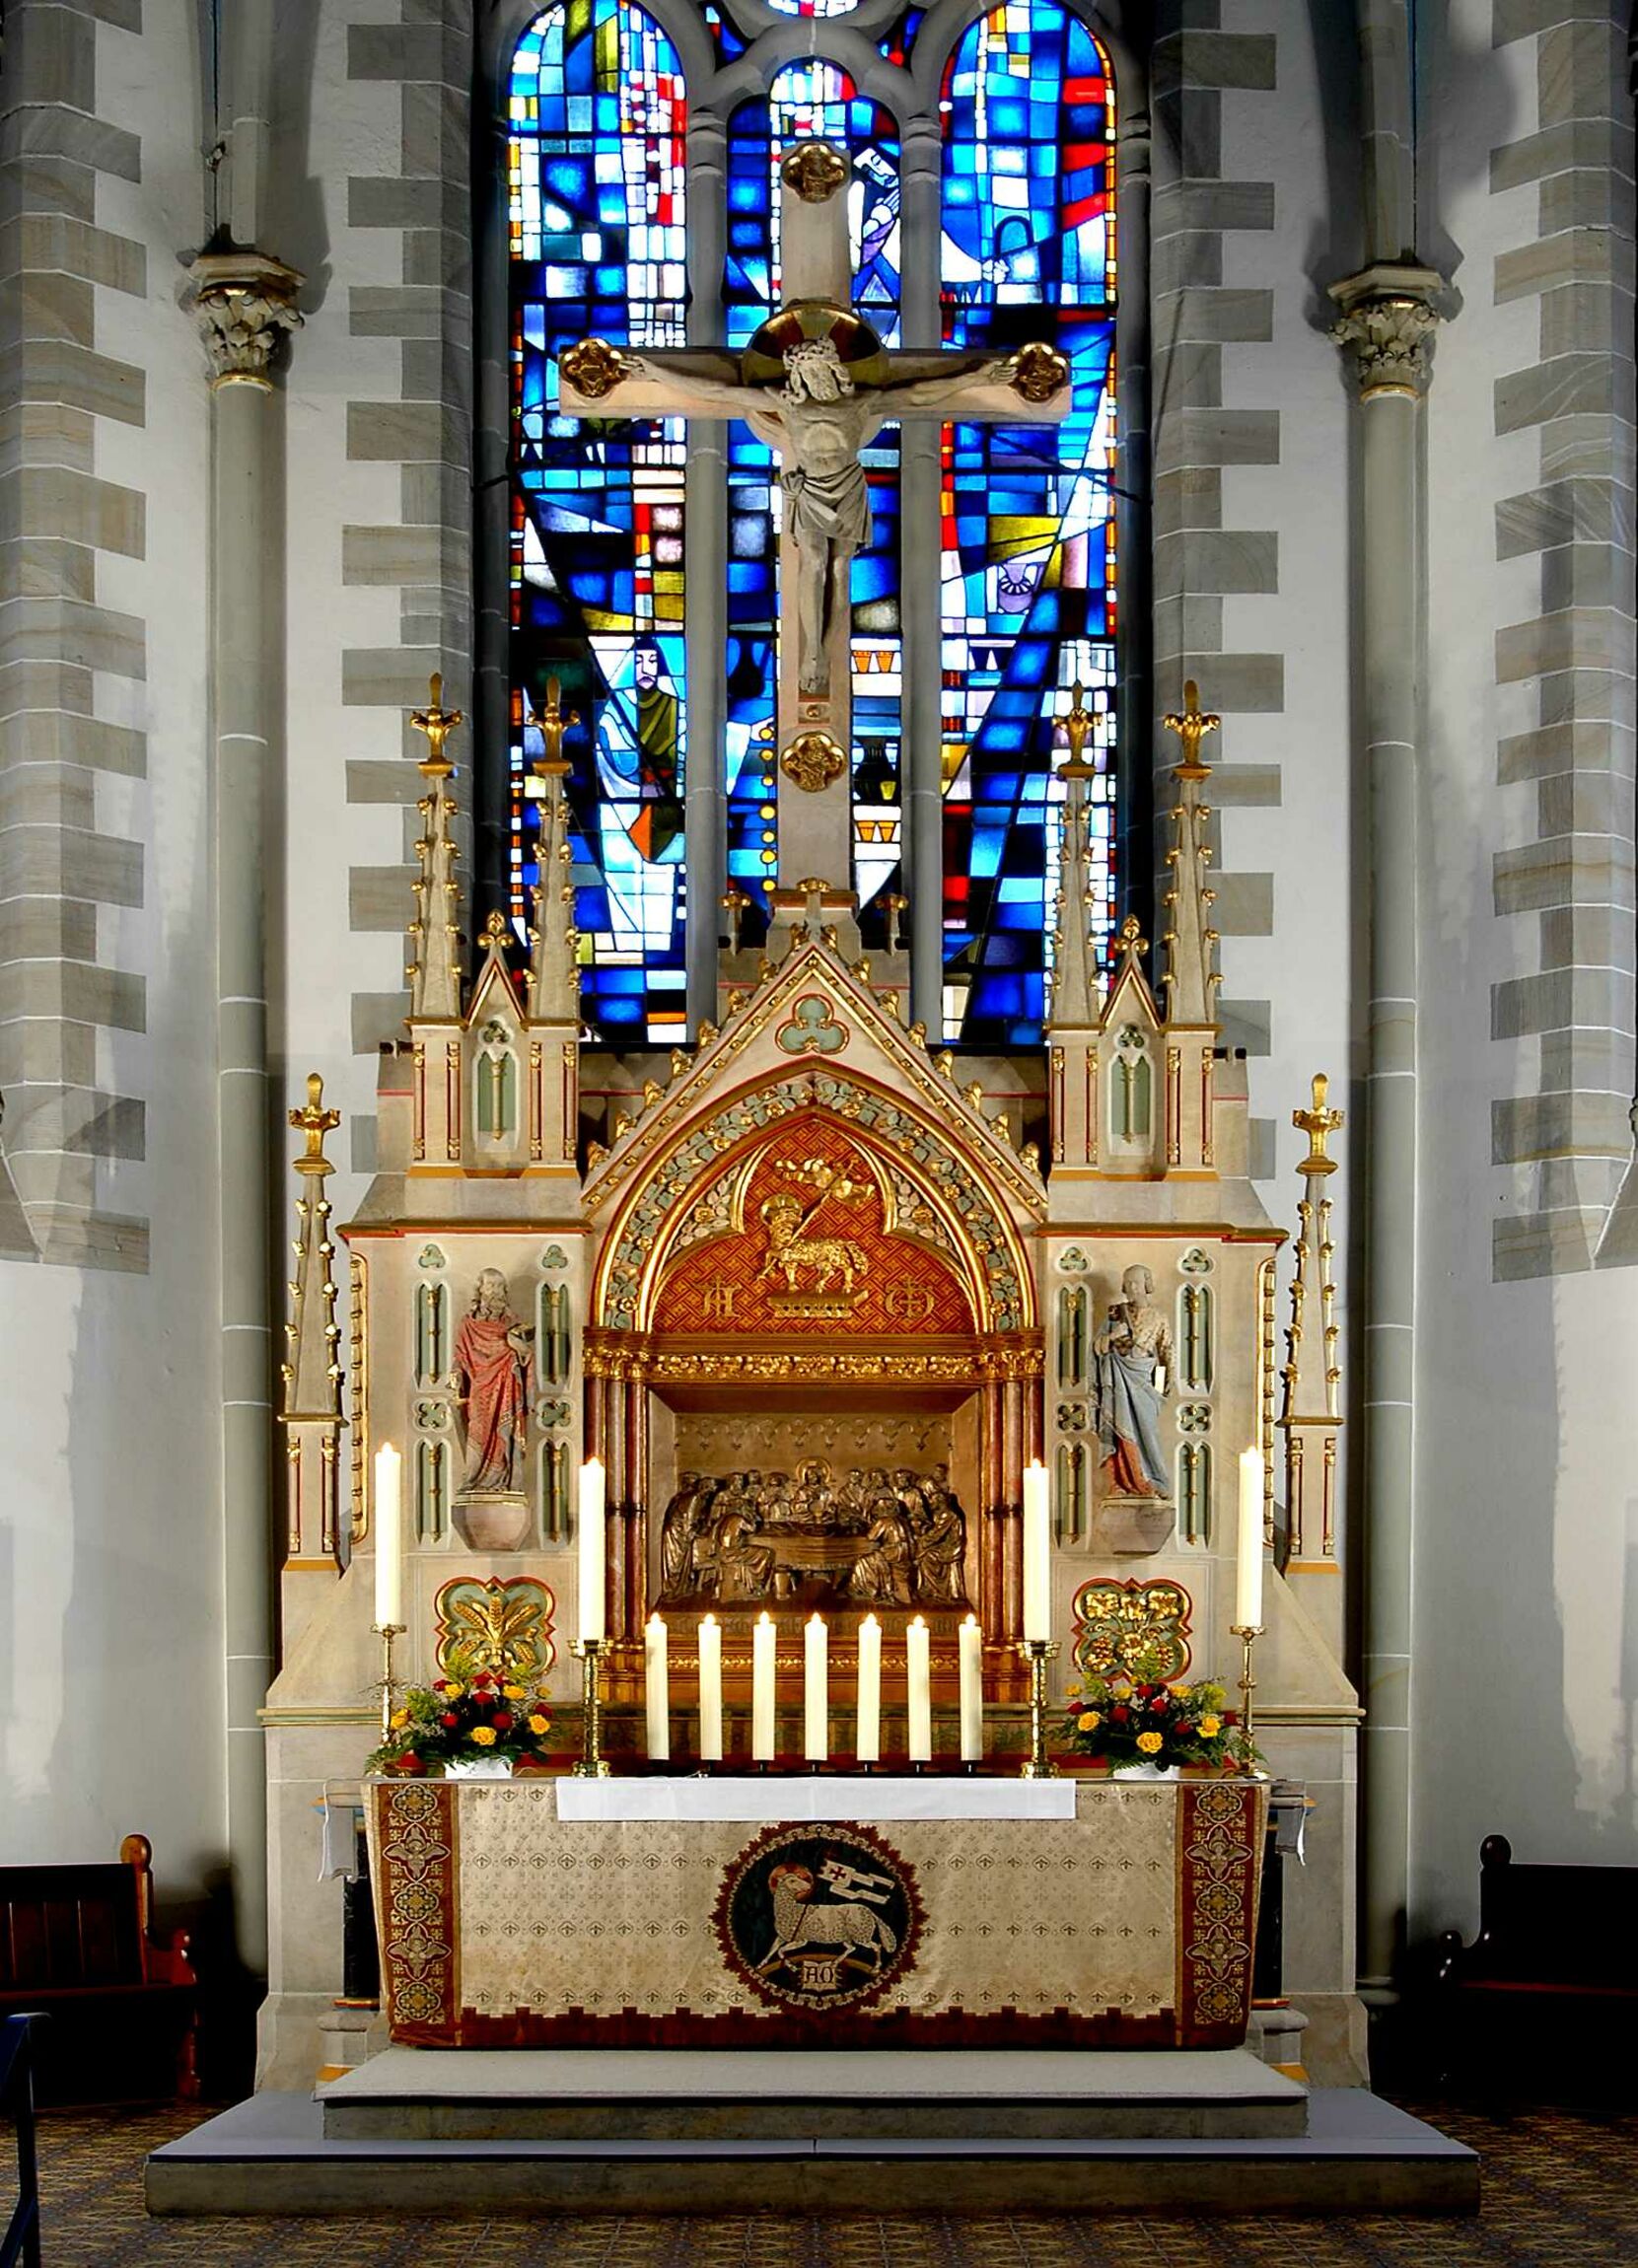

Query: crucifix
[559,140,1069,954]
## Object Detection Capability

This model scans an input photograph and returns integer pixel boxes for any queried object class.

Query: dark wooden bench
[0,1836,198,2105]
[1434,1833,1638,2098]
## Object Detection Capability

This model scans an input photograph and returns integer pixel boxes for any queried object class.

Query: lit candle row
[644,1610,986,1765]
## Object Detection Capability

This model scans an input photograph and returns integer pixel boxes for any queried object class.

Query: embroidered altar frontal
[368,1779,1269,2051]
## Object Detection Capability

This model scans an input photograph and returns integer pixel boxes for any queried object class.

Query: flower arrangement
[1063,1672,1256,1772]
[368,1661,554,1775]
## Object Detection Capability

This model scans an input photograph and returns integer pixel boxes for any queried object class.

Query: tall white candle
[805,1613,828,1762]
[1237,1449,1265,1630]
[855,1614,882,1763]
[906,1616,932,1761]
[752,1612,776,1760]
[697,1614,723,1762]
[577,1457,605,1643]
[1023,1459,1053,1642]
[373,1443,402,1629]
[959,1614,984,1762]
[644,1613,670,1761]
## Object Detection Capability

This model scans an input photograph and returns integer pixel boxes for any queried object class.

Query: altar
[368,1774,1268,2054]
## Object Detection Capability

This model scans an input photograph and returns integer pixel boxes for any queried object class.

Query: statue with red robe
[455,1267,534,1495]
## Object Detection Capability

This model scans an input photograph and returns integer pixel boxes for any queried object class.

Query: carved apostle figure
[911,1469,966,1602]
[1093,1264,1174,1498]
[454,1267,534,1496]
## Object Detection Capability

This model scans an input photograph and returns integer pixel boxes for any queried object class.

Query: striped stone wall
[1149,4,1284,1181]
[340,1,474,1169]
[0,0,149,1267]
[1489,1,1637,1279]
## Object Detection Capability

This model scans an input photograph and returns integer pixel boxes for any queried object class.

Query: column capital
[1327,262,1445,399]
[188,248,305,390]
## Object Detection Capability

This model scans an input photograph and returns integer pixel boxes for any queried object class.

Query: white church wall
[0,2,226,1890]
[1414,0,1638,1938]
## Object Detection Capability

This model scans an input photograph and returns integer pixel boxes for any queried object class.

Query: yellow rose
[503,1684,527,1701]
[1136,1731,1164,1755]
[1199,1715,1221,1739]
[528,1713,550,1736]
[389,1709,409,1731]
[1077,1711,1102,1734]
[443,1683,464,1701]
[469,1725,498,1747]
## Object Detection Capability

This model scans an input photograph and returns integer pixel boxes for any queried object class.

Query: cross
[559,141,1070,932]
[1293,1073,1345,1175]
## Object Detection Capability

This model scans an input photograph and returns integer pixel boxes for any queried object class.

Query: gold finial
[780,141,848,205]
[529,675,578,775]
[482,909,509,948]
[1115,912,1148,965]
[798,877,829,932]
[289,1072,340,1175]
[1294,1072,1345,1175]
[1162,678,1220,777]
[1060,680,1094,770]
[721,884,750,956]
[410,672,463,778]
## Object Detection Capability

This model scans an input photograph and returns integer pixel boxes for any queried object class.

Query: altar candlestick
[752,1612,776,1761]
[697,1614,723,1762]
[373,1444,402,1631]
[906,1616,932,1762]
[1023,1459,1052,1642]
[577,1457,605,1644]
[805,1614,828,1763]
[644,1613,670,1762]
[1237,1450,1265,1631]
[855,1614,882,1763]
[959,1614,984,1762]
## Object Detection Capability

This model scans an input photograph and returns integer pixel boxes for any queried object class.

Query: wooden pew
[0,1836,198,2105]
[1434,1833,1638,2100]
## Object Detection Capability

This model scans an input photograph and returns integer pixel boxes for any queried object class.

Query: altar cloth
[368,1777,1268,2053]
[552,1776,1078,1822]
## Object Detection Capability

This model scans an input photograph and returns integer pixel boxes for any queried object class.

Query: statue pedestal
[1090,1496,1175,1556]
[454,1493,533,1552]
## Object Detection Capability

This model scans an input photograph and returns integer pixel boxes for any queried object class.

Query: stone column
[684,114,729,1034]
[1328,264,1441,2000]
[900,118,946,1034]
[190,250,303,1979]
[1114,103,1153,936]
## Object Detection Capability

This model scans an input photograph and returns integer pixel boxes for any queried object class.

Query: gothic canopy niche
[590,1064,1038,1372]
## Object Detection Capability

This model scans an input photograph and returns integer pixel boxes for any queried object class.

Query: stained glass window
[938,1,1118,1045]
[504,1,1121,1048]
[723,64,904,928]
[508,0,690,1043]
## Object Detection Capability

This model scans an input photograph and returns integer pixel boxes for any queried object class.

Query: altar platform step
[145,2084,1478,2218]
[319,2047,1308,2143]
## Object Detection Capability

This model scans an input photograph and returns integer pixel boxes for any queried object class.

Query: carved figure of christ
[558,146,1069,739]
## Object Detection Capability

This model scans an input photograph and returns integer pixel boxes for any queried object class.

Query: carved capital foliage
[189,249,304,387]
[1327,263,1445,399]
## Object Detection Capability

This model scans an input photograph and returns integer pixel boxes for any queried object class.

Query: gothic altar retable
[256,142,1362,2092]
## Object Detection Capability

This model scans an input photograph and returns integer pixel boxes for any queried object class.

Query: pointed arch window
[502,0,1123,1048]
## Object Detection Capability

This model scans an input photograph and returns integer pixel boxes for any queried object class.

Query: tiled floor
[23,2097,1638,2268]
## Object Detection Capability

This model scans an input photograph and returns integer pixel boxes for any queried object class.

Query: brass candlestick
[372,1622,405,1736]
[570,1637,611,1777]
[1017,1638,1060,1778]
[1230,1622,1264,1773]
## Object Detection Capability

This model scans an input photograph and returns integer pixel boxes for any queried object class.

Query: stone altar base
[145,2049,1478,2217]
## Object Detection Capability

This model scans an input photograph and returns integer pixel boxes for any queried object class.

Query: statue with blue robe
[1094,1265,1174,1498]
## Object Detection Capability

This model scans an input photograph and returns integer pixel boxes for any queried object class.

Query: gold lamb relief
[756,1151,876,1315]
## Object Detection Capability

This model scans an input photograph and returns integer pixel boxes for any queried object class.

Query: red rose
[1110,1705,1130,1724]
[432,1680,448,1692]
[442,1712,459,1729]
[1151,1692,1170,1710]
[492,1712,514,1733]
[394,1753,420,1773]
[1224,1710,1240,1726]
[472,1672,493,1689]
[1175,1722,1195,1738]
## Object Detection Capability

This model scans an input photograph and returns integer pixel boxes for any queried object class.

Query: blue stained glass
[725,64,904,929]
[938,0,1118,1046]
[508,1,690,1045]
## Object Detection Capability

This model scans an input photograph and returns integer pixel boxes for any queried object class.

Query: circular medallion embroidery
[714,1821,923,2014]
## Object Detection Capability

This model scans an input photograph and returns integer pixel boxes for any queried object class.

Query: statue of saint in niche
[1093,1264,1174,1498]
[455,1267,534,1496]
